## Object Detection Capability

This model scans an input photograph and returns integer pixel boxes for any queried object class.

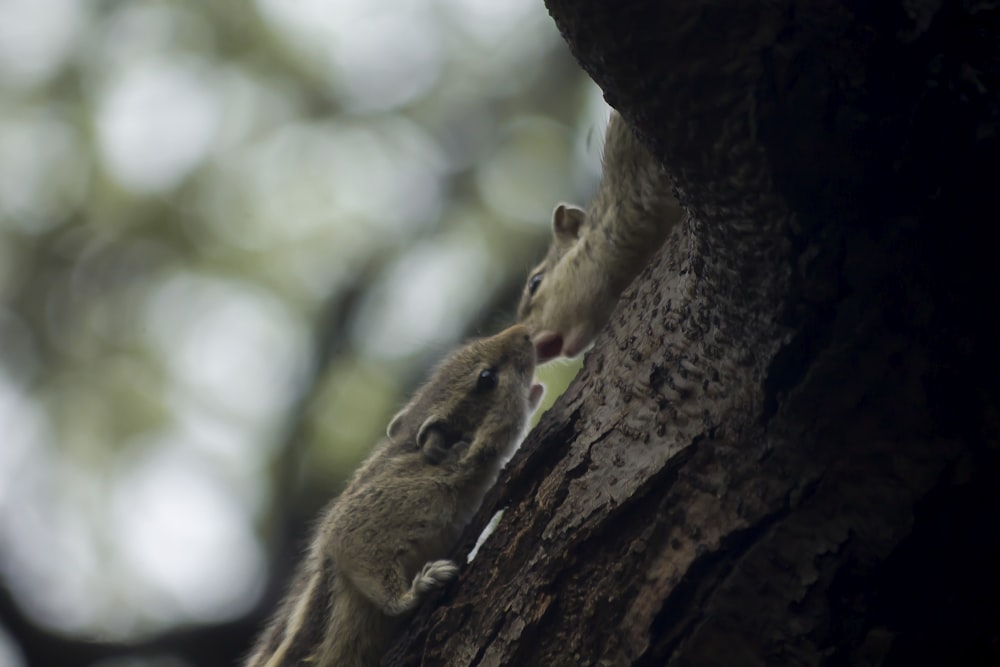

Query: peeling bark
[386,1,999,665]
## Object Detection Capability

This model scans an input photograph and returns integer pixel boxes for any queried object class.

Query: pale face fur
[517,204,617,363]
[517,111,682,363]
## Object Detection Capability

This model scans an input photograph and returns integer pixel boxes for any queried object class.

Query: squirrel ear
[386,409,407,441]
[552,204,584,241]
[417,416,451,464]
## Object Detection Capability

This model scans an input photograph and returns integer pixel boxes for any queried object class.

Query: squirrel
[517,110,685,362]
[245,324,544,667]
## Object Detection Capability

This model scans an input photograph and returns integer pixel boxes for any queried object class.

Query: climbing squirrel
[517,110,685,362]
[245,324,544,667]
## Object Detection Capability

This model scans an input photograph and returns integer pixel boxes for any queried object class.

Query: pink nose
[533,332,563,363]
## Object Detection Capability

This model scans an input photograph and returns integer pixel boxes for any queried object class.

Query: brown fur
[517,111,684,361]
[245,325,542,667]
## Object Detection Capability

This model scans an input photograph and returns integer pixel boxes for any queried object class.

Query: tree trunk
[386,1,1000,665]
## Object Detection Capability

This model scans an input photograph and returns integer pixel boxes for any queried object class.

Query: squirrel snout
[493,324,536,365]
[503,323,531,343]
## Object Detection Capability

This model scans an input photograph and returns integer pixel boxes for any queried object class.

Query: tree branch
[386,1,999,664]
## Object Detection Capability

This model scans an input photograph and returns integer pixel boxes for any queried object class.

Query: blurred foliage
[0,0,600,664]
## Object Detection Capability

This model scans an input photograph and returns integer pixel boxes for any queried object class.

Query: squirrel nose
[506,323,530,341]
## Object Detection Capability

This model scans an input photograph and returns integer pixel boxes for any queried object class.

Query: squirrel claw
[413,559,459,594]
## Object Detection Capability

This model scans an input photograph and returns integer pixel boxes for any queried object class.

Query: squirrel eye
[476,367,498,392]
[528,272,544,296]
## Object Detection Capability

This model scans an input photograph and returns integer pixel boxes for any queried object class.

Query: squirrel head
[517,204,615,363]
[386,324,544,466]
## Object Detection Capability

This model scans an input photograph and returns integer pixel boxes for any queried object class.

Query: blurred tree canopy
[0,1,596,664]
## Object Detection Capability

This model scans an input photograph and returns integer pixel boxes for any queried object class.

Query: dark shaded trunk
[385,1,1000,665]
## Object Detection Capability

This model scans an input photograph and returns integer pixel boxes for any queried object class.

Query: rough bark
[385,1,999,665]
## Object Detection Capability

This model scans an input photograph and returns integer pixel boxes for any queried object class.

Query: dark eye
[476,367,498,392]
[528,272,544,296]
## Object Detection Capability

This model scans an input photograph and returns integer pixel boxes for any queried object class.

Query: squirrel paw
[413,559,458,594]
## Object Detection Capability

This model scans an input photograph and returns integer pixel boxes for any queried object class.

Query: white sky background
[0,0,610,656]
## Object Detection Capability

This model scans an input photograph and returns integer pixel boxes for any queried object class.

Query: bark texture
[386,1,999,665]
